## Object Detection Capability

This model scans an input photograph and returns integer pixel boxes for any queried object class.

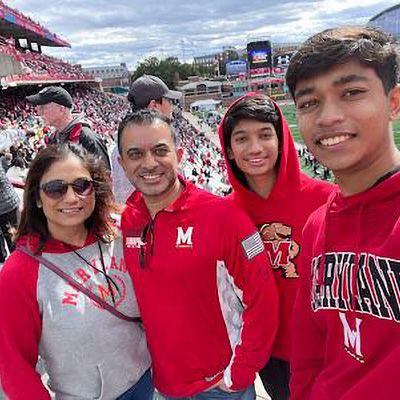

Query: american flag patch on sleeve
[241,232,264,260]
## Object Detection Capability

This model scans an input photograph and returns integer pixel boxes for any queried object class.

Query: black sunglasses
[40,178,95,199]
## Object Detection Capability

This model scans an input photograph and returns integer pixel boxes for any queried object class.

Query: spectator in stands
[219,94,334,400]
[0,83,128,145]
[127,75,180,115]
[0,143,152,399]
[0,161,19,264]
[26,86,111,169]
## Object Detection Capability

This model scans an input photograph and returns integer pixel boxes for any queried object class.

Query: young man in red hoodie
[219,94,333,399]
[286,26,400,399]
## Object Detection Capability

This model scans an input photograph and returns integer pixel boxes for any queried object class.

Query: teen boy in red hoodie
[219,94,333,399]
[286,26,400,400]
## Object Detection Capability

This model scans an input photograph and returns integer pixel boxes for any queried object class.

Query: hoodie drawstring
[350,202,365,325]
[318,191,338,287]
[319,190,364,329]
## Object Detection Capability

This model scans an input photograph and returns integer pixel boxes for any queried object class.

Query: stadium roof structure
[0,3,70,47]
[368,3,400,38]
[369,3,400,23]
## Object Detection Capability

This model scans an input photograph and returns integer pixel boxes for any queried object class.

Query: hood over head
[219,93,301,202]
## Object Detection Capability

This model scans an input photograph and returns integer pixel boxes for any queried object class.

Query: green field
[279,103,400,147]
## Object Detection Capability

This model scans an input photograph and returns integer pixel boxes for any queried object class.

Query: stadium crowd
[0,35,17,58]
[19,51,91,81]
[0,85,128,137]
[0,85,232,195]
[0,34,91,82]
[175,114,230,195]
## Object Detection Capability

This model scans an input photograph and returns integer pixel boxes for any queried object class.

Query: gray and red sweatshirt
[0,233,150,400]
[122,178,279,397]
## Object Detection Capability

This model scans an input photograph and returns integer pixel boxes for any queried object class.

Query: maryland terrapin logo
[259,222,299,278]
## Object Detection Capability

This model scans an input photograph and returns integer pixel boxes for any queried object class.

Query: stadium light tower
[180,40,187,63]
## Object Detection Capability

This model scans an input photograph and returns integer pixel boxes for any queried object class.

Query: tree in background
[130,57,215,89]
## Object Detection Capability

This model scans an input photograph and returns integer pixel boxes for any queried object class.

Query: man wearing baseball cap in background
[26,86,111,169]
[111,75,181,203]
[127,75,181,115]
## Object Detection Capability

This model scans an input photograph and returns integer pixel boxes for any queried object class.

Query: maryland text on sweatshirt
[291,172,400,399]
[0,234,150,400]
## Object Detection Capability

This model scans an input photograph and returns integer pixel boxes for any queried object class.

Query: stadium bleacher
[0,1,92,86]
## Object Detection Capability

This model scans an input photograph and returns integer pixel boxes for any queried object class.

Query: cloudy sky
[5,0,399,69]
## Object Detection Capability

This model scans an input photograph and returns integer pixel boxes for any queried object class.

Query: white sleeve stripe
[216,260,245,389]
[223,323,245,388]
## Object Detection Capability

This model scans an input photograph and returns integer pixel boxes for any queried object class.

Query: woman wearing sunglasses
[0,143,152,400]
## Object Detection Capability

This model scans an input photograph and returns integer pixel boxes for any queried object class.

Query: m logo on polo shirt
[176,227,193,248]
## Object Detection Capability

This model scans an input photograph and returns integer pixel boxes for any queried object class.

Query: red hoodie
[291,172,400,399]
[219,95,333,361]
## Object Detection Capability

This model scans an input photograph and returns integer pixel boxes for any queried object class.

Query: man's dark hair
[222,94,282,187]
[117,109,179,155]
[286,26,399,98]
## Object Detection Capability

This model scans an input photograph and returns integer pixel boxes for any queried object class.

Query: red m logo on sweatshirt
[265,241,291,266]
[259,222,300,278]
[339,312,364,363]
